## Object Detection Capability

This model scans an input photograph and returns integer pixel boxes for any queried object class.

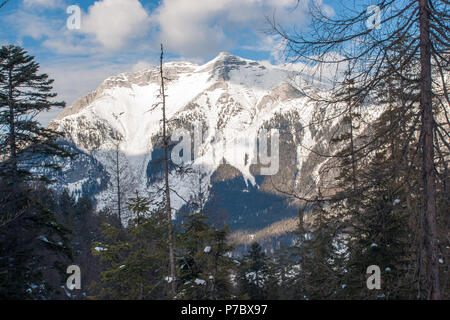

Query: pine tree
[0,45,73,299]
[0,45,70,185]
[269,243,297,300]
[207,226,236,299]
[237,242,270,300]
[299,204,346,299]
[0,182,73,299]
[331,62,421,299]
[90,191,169,299]
[176,211,235,300]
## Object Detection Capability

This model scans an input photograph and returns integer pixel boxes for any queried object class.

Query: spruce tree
[330,63,421,299]
[237,242,269,300]
[90,191,169,299]
[0,182,73,299]
[176,211,235,300]
[0,45,73,299]
[203,225,235,299]
[0,45,70,185]
[299,204,346,299]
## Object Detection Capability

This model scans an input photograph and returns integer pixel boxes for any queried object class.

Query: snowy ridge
[49,53,341,221]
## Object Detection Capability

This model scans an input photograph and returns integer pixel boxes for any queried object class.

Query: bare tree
[270,0,448,299]
[105,121,134,225]
[113,137,123,221]
[0,0,11,10]
[148,45,198,297]
[159,44,177,296]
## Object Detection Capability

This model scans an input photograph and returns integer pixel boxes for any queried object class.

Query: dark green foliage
[0,45,74,299]
[60,193,115,299]
[0,43,446,300]
[89,191,169,299]
[295,205,346,300]
[0,45,72,185]
[176,211,235,300]
[0,182,73,299]
[237,242,270,299]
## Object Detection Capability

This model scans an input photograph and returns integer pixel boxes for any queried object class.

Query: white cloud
[241,35,288,63]
[37,53,159,125]
[6,0,335,125]
[5,11,56,40]
[37,59,133,125]
[3,10,94,55]
[12,0,152,53]
[11,0,332,60]
[23,0,64,8]
[152,0,315,58]
[131,60,153,72]
[41,58,144,107]
[81,0,150,50]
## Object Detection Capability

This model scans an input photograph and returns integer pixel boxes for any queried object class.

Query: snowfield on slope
[50,53,350,221]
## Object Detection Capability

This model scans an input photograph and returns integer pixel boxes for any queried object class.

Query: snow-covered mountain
[47,52,349,233]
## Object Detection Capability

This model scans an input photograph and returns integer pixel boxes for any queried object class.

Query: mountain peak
[211,52,245,64]
[205,52,248,81]
[47,49,334,231]
[217,51,233,58]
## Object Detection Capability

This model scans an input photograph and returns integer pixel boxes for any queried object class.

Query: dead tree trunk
[160,44,177,296]
[0,1,11,10]
[115,142,122,222]
[418,0,441,300]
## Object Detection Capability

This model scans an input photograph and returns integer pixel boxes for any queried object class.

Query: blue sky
[0,0,342,124]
